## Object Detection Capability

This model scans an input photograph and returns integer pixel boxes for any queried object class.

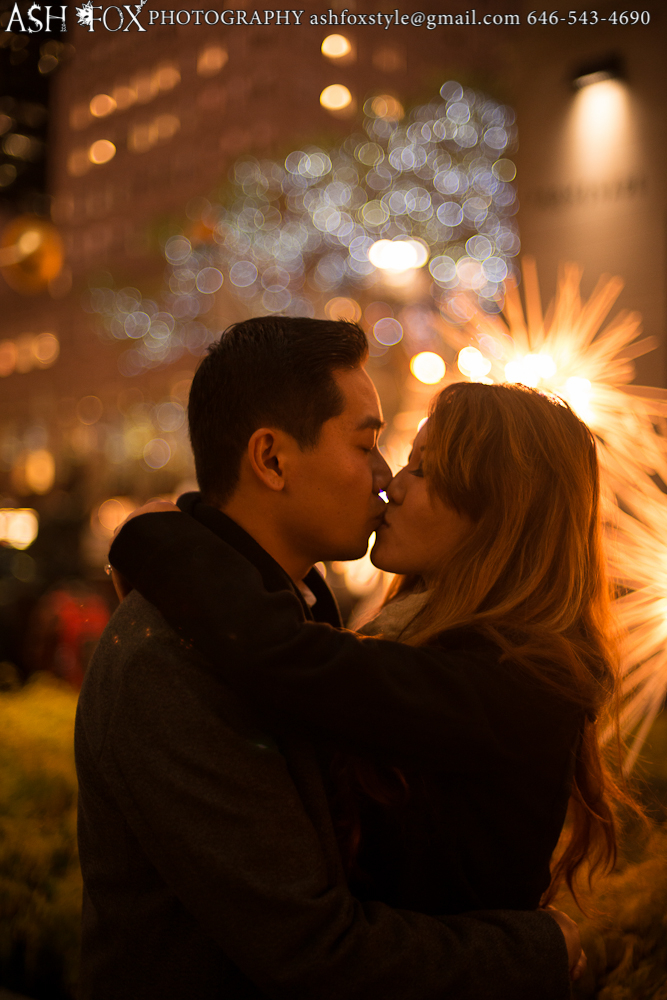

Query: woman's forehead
[411,423,428,450]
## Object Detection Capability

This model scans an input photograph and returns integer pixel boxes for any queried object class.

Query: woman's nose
[385,468,407,504]
[372,449,392,492]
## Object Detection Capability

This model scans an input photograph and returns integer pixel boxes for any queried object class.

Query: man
[77,316,580,999]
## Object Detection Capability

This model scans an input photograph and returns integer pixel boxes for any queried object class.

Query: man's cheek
[351,455,374,484]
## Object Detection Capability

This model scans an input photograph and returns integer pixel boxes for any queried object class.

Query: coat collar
[176,492,342,628]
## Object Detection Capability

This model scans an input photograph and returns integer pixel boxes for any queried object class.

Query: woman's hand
[108,500,182,601]
[542,905,587,981]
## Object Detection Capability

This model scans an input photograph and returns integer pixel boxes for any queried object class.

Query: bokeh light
[143,438,171,470]
[86,78,518,374]
[76,396,103,425]
[68,149,90,176]
[113,84,137,110]
[410,351,446,384]
[154,401,185,432]
[373,317,403,346]
[195,267,223,293]
[320,85,353,111]
[0,508,38,550]
[368,95,404,120]
[368,239,428,271]
[88,140,116,165]
[95,497,135,537]
[154,63,180,90]
[32,332,59,366]
[457,346,492,380]
[197,45,228,76]
[325,297,362,322]
[0,341,17,377]
[321,34,352,58]
[0,333,58,376]
[89,94,116,118]
[24,449,55,494]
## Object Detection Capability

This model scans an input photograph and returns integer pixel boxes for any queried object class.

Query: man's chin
[322,537,372,564]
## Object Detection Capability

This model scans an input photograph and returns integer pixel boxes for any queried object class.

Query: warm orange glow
[338,533,384,596]
[89,94,117,118]
[370,94,404,120]
[134,72,159,103]
[128,123,157,153]
[24,450,55,494]
[562,376,592,420]
[410,352,446,384]
[32,332,59,366]
[0,340,17,376]
[0,216,64,292]
[112,84,137,110]
[88,139,116,165]
[504,352,556,387]
[67,149,90,176]
[458,347,492,381]
[320,84,352,111]
[197,45,228,76]
[70,103,91,129]
[95,497,135,537]
[324,297,362,323]
[155,64,181,90]
[0,333,58,375]
[0,508,39,550]
[321,34,352,58]
[568,79,633,178]
[155,114,180,140]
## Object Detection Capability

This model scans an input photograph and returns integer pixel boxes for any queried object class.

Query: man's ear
[246,427,288,492]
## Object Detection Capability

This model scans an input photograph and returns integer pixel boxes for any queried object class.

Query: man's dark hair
[188,315,369,505]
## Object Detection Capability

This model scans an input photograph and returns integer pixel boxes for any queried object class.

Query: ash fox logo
[4,0,148,31]
[75,0,148,30]
[5,3,67,31]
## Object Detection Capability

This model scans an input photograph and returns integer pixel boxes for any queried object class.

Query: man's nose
[372,449,392,492]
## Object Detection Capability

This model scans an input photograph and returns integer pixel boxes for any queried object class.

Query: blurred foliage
[560,823,667,999]
[0,669,665,998]
[562,709,667,1000]
[0,673,79,999]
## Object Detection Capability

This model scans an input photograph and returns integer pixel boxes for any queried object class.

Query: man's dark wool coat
[76,495,572,1000]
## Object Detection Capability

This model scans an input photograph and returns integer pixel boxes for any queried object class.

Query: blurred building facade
[0,0,665,584]
[0,0,518,548]
[510,7,667,388]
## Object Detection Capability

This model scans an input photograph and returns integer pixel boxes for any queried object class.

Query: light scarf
[357,590,431,639]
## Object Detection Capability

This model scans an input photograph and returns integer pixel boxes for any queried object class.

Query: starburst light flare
[442,259,667,482]
[601,470,667,771]
[441,259,667,768]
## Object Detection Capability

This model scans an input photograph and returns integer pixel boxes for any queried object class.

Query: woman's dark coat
[109,497,582,920]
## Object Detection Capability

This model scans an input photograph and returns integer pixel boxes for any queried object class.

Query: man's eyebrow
[355,416,386,431]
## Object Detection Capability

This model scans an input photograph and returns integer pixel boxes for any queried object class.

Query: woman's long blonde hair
[386,381,640,905]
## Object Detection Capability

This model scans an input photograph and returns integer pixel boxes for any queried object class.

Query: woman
[110,381,631,916]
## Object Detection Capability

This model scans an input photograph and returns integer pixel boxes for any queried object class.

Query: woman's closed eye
[410,463,424,478]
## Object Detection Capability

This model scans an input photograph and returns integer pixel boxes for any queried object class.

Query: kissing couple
[74,314,625,999]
